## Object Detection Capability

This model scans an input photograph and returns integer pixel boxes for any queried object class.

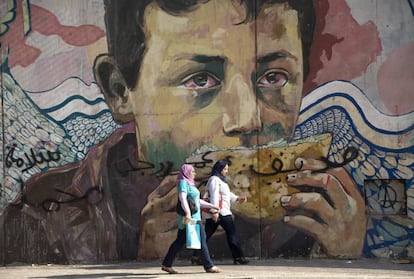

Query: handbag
[176,195,198,215]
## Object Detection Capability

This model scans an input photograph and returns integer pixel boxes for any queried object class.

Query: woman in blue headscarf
[192,160,249,265]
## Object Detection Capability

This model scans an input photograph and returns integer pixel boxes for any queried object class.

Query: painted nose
[222,73,262,135]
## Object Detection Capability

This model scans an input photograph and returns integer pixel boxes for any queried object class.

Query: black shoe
[161,265,178,274]
[234,257,249,265]
[191,256,202,265]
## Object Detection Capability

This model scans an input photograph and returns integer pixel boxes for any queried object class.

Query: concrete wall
[0,0,413,264]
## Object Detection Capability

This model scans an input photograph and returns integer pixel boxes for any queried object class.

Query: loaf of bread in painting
[186,133,332,223]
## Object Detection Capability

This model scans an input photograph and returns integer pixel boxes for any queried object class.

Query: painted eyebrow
[174,54,225,64]
[257,52,288,64]
[191,54,226,64]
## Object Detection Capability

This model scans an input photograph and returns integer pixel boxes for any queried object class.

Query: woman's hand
[280,157,367,258]
[183,213,192,224]
[212,212,219,222]
[237,196,247,202]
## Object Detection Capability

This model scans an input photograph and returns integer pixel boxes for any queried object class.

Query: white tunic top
[203,175,238,218]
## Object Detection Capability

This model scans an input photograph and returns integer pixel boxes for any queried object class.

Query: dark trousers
[197,214,244,259]
[162,221,214,270]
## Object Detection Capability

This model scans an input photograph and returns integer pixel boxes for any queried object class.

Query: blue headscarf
[211,159,228,183]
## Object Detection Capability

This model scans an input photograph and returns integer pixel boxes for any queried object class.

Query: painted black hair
[101,0,315,89]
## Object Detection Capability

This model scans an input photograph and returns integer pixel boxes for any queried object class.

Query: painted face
[129,0,303,167]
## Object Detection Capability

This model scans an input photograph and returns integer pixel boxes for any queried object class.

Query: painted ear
[93,54,134,123]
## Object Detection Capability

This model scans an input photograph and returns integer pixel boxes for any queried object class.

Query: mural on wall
[0,0,413,264]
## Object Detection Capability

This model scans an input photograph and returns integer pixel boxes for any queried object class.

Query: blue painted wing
[294,80,414,258]
[0,63,118,205]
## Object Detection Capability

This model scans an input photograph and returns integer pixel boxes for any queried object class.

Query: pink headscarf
[176,164,195,185]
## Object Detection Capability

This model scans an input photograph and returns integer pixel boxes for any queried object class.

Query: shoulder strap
[213,176,223,208]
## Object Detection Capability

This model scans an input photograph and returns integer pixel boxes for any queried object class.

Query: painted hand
[138,174,178,260]
[280,157,367,258]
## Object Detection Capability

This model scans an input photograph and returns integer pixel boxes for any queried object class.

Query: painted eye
[179,72,220,89]
[257,70,288,89]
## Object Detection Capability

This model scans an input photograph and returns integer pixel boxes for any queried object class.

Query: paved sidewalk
[1,258,413,279]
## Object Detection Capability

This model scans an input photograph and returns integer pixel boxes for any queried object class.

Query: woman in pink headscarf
[161,164,221,274]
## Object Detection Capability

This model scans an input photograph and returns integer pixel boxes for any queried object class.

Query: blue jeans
[204,214,244,259]
[162,221,214,270]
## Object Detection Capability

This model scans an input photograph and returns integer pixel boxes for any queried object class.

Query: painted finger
[141,186,177,217]
[280,192,335,222]
[282,214,326,242]
[287,171,348,210]
[147,174,176,202]
[327,167,364,204]
[295,157,363,204]
[294,157,328,171]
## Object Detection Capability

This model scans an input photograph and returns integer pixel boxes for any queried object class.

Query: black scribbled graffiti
[10,182,103,213]
[314,146,359,171]
[6,143,61,172]
[114,157,177,178]
[189,151,214,169]
[115,159,156,177]
[249,157,293,177]
[377,180,398,210]
[364,179,407,215]
[249,147,359,175]
[41,157,166,212]
[41,186,103,212]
